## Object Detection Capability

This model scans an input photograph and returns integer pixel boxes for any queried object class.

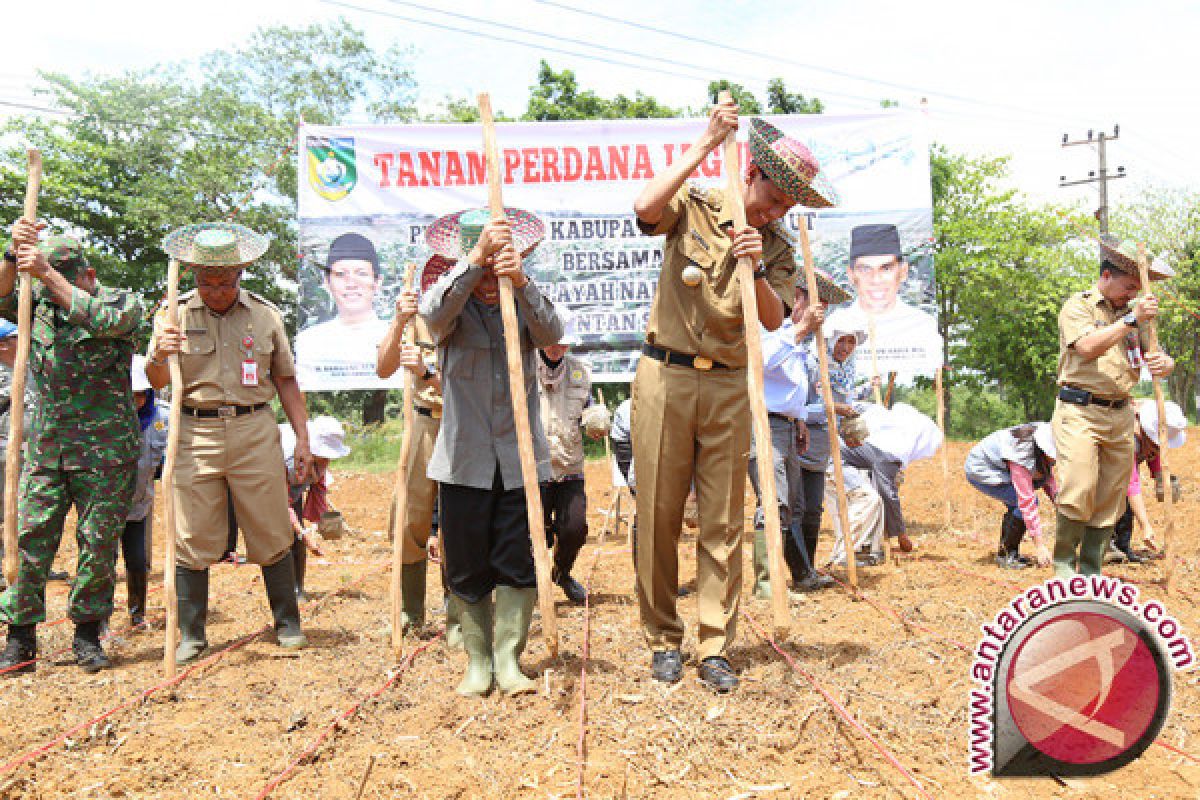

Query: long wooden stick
[388,262,418,661]
[3,150,41,587]
[936,367,951,531]
[717,92,789,633]
[1135,243,1176,594]
[160,258,184,677]
[867,314,883,405]
[797,222,858,588]
[478,92,559,657]
[884,371,897,408]
[596,387,615,543]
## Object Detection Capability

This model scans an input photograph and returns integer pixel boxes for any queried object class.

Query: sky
[5,0,1197,212]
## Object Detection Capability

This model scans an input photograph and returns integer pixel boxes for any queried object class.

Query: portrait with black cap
[294,231,394,388]
[826,222,943,377]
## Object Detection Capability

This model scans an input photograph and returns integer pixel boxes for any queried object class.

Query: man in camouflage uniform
[0,220,142,674]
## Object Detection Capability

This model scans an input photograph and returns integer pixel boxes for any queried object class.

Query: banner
[296,113,937,389]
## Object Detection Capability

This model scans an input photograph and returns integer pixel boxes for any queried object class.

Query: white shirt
[760,319,814,419]
[826,300,943,379]
[294,315,397,390]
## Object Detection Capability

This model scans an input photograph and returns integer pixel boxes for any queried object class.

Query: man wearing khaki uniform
[149,222,312,664]
[632,101,838,691]
[378,280,445,634]
[1052,236,1174,577]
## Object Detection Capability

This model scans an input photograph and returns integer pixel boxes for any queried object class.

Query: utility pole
[1060,125,1125,235]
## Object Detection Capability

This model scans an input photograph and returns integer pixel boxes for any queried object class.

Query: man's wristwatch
[752,260,768,281]
[1122,312,1138,327]
[2,250,15,265]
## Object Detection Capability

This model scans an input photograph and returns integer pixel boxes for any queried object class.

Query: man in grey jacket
[419,209,562,697]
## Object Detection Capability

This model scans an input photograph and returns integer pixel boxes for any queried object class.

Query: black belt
[641,343,730,371]
[415,405,442,419]
[181,402,268,419]
[1058,386,1128,410]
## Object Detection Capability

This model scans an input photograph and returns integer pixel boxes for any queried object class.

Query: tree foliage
[525,62,681,121]
[765,78,824,114]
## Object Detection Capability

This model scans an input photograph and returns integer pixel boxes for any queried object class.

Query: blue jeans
[966,476,1023,520]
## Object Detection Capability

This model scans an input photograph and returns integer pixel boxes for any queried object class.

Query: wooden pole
[3,150,41,586]
[388,262,418,661]
[717,91,789,633]
[1135,243,1176,594]
[478,93,559,657]
[160,258,184,678]
[936,367,951,531]
[596,387,615,543]
[884,371,897,409]
[796,224,858,589]
[867,314,883,405]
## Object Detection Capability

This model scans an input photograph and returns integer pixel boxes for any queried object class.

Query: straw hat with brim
[131,355,152,393]
[1138,399,1188,450]
[840,415,870,447]
[162,222,269,269]
[825,323,868,348]
[425,207,546,261]
[1033,422,1056,461]
[308,415,351,459]
[799,268,852,306]
[748,118,839,209]
[1099,235,1174,280]
[420,254,456,293]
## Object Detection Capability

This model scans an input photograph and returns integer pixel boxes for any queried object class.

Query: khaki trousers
[174,410,292,569]
[400,410,440,564]
[1051,400,1135,527]
[632,357,749,661]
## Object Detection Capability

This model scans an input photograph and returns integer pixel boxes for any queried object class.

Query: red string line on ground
[741,611,935,800]
[0,578,260,678]
[820,569,972,653]
[0,560,390,778]
[575,545,616,800]
[40,582,166,630]
[253,632,443,800]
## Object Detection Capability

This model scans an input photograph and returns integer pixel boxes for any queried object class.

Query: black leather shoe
[796,572,835,591]
[556,573,587,605]
[995,553,1031,570]
[73,622,111,673]
[698,656,738,693]
[0,624,36,675]
[1120,548,1147,565]
[651,649,683,683]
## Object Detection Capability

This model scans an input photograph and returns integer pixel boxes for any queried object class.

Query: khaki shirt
[1057,288,1150,398]
[176,289,296,408]
[638,183,797,369]
[537,353,592,480]
[411,315,443,412]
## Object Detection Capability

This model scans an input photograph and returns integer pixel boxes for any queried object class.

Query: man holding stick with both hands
[631,98,838,692]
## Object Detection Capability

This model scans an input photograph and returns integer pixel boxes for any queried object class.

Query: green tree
[706,80,761,114]
[765,78,824,114]
[524,61,680,120]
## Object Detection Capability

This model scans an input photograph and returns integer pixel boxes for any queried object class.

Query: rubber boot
[1079,527,1111,576]
[262,552,307,649]
[996,511,1030,570]
[399,560,427,633]
[752,530,772,599]
[0,623,37,674]
[1052,512,1087,579]
[444,595,463,649]
[291,539,308,602]
[175,565,209,665]
[492,585,537,696]
[1112,506,1144,563]
[127,569,148,628]
[450,594,493,696]
[73,620,111,673]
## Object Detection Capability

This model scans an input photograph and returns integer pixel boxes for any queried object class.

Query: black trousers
[121,517,149,576]
[541,478,587,577]
[440,467,536,604]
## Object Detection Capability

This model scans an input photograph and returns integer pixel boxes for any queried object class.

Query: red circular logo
[1006,610,1161,765]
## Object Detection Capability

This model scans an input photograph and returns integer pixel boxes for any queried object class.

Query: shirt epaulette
[687,183,723,210]
[246,290,281,312]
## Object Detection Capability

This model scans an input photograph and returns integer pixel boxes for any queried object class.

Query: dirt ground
[1,435,1199,799]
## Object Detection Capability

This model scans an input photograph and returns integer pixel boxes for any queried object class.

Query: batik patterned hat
[1099,234,1174,280]
[425,207,546,260]
[420,254,456,293]
[162,222,269,269]
[799,267,852,306]
[748,118,839,209]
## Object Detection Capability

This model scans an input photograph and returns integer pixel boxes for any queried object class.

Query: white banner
[295,113,938,389]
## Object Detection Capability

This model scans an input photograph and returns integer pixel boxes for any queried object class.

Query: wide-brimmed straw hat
[748,118,839,209]
[1033,422,1056,461]
[1099,235,1174,280]
[425,207,545,261]
[420,254,456,293]
[799,268,852,306]
[825,320,868,347]
[162,222,269,269]
[1137,399,1188,450]
[308,415,351,459]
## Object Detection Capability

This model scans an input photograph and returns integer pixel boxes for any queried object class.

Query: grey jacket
[419,261,563,490]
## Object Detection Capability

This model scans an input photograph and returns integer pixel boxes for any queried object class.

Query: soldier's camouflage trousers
[0,462,135,626]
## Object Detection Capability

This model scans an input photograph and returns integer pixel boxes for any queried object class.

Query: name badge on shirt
[242,359,258,386]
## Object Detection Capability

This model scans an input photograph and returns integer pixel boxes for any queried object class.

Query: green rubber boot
[262,552,308,650]
[451,594,493,696]
[493,586,537,696]
[752,530,772,599]
[1079,526,1113,576]
[1052,512,1087,579]
[445,593,463,649]
[175,566,210,666]
[399,561,427,633]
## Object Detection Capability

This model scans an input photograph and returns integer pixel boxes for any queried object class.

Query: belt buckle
[431,408,443,420]
[693,356,713,371]
[217,406,236,419]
